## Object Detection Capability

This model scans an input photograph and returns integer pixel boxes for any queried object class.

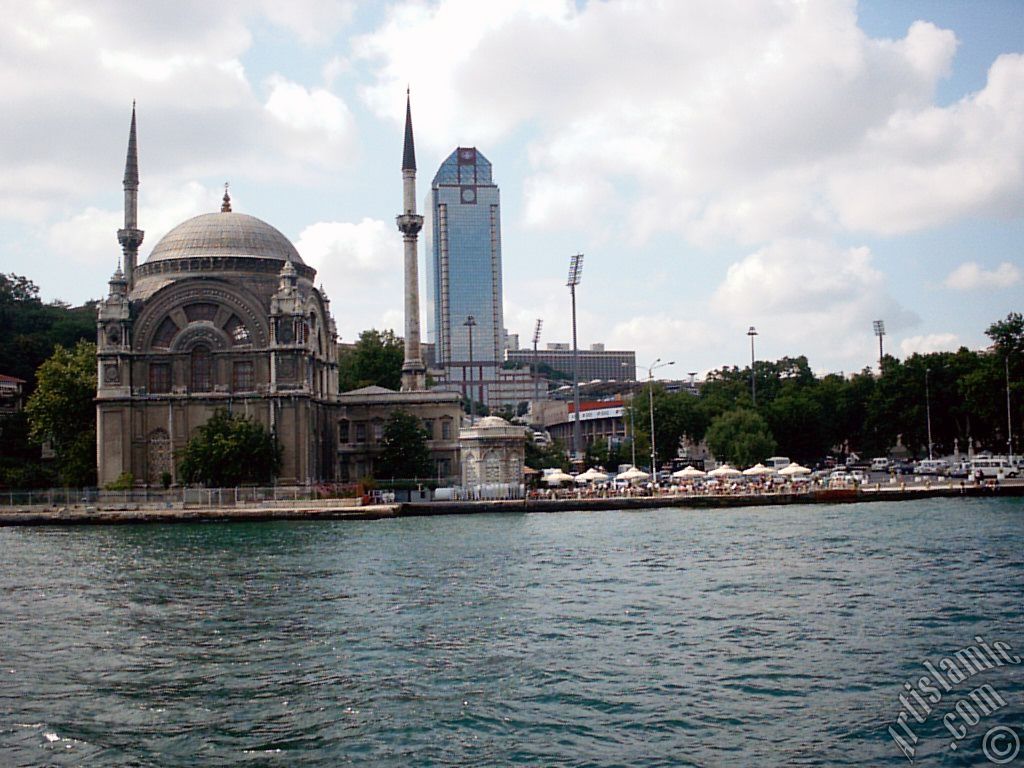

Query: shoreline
[1,481,1020,526]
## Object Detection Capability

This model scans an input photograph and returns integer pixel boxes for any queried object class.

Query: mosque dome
[146,211,303,265]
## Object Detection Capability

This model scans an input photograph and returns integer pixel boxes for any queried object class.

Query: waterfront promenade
[1,479,1020,526]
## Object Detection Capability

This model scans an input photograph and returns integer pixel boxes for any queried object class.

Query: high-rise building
[424,147,505,406]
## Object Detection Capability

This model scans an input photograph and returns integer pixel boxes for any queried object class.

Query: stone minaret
[396,90,426,391]
[117,102,144,291]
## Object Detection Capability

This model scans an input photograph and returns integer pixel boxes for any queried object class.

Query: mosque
[94,98,480,487]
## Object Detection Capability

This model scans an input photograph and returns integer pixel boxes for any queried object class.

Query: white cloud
[900,333,961,356]
[944,261,1022,290]
[295,218,406,339]
[46,181,218,269]
[710,239,918,366]
[357,1,1022,244]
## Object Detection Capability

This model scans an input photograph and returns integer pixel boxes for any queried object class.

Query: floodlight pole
[567,254,584,464]
[876,319,884,374]
[532,318,543,412]
[747,326,758,406]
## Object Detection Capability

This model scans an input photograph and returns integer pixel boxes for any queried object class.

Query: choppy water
[1,498,1023,767]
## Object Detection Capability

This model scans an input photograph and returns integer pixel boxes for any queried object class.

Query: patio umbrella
[779,462,811,476]
[616,467,650,482]
[708,464,741,478]
[742,463,772,476]
[576,467,610,483]
[672,465,706,479]
[543,469,576,485]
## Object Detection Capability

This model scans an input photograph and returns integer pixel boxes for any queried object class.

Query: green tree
[178,410,282,486]
[25,340,97,486]
[0,273,96,391]
[338,329,404,391]
[375,410,432,479]
[705,408,777,468]
[525,438,570,472]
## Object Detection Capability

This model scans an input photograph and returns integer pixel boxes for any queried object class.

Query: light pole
[925,367,933,460]
[532,318,543,411]
[747,326,758,406]
[647,358,675,479]
[873,319,886,374]
[464,315,476,422]
[622,362,636,468]
[1006,354,1014,463]
[567,254,584,463]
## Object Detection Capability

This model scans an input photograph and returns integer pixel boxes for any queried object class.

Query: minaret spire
[402,87,417,173]
[117,101,144,291]
[397,89,426,391]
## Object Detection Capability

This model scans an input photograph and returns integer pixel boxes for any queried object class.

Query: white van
[971,457,1019,479]
[870,457,890,472]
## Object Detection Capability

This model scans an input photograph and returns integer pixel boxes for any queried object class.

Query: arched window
[191,346,212,392]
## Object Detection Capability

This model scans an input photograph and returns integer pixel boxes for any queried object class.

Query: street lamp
[647,358,675,479]
[1006,354,1014,463]
[567,254,584,463]
[873,320,886,374]
[925,367,933,460]
[464,315,476,422]
[747,326,758,406]
[622,362,637,468]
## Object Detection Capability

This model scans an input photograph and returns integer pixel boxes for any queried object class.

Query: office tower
[424,147,505,405]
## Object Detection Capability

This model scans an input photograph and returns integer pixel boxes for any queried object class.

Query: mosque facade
[96,99,463,487]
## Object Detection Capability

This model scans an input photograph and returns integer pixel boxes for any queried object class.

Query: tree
[338,329,404,391]
[705,408,777,468]
[25,340,97,486]
[178,410,282,486]
[525,438,570,472]
[375,410,432,479]
[0,273,96,391]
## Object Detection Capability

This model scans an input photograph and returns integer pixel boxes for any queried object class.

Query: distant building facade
[0,375,25,415]
[506,344,637,383]
[423,147,506,407]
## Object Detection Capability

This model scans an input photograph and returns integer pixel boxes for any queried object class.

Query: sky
[3,0,1022,380]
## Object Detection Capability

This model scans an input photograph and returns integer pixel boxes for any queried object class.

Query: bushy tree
[375,410,432,479]
[338,329,404,391]
[705,408,777,468]
[25,340,97,486]
[178,410,282,487]
[0,273,96,391]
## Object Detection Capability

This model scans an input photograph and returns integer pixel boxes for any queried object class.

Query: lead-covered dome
[146,212,303,265]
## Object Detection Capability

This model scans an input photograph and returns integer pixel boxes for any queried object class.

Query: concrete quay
[0,479,1020,526]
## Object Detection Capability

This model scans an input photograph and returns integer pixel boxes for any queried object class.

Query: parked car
[949,461,971,479]
[971,457,1019,479]
[869,457,890,472]
[915,459,949,476]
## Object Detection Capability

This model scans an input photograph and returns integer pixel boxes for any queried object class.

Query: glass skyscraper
[424,147,505,400]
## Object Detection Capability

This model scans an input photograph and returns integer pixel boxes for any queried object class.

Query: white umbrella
[708,464,741,478]
[616,467,650,482]
[543,469,575,485]
[672,465,706,479]
[576,467,610,483]
[742,463,772,476]
[779,462,811,476]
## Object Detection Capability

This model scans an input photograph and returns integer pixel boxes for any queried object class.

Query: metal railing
[0,483,363,509]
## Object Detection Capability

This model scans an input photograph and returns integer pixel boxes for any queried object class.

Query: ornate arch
[134,278,270,352]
